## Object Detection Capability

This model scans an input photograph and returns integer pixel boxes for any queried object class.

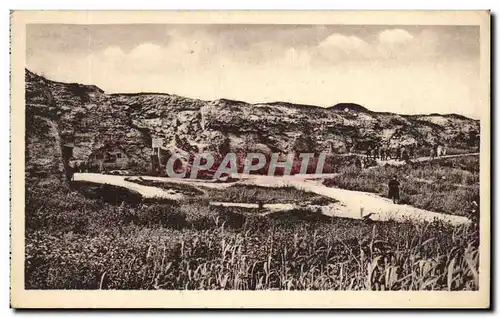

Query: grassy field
[25,179,479,290]
[124,177,206,196]
[207,184,337,205]
[124,178,335,206]
[323,156,479,217]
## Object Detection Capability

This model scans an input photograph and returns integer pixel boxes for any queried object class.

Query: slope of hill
[25,69,480,179]
[328,103,372,113]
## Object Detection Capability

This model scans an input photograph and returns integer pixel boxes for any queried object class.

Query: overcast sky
[26,24,480,118]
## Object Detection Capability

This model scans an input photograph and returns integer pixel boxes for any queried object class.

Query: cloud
[56,27,450,78]
[318,34,369,52]
[95,30,220,75]
[128,43,163,59]
[26,25,481,118]
[313,34,370,62]
[306,29,436,63]
[378,29,414,45]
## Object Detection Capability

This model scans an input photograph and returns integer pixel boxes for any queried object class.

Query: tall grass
[324,156,479,217]
[25,218,479,290]
[207,184,337,205]
[25,180,479,290]
[124,177,205,196]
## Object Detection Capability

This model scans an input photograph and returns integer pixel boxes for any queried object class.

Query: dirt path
[73,152,476,226]
[240,176,470,225]
[74,172,471,226]
[73,173,185,200]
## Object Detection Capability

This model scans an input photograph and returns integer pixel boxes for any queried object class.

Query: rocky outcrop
[25,69,480,178]
[25,70,65,181]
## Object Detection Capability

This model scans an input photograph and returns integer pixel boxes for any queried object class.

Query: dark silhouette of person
[388,176,400,204]
[355,158,362,169]
[66,161,75,182]
[258,200,264,213]
[430,147,435,160]
[409,146,415,159]
[469,199,479,224]
[402,149,410,163]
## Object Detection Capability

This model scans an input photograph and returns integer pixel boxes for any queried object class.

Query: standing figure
[366,147,372,159]
[430,147,435,160]
[354,158,362,169]
[396,147,401,161]
[402,149,410,163]
[258,200,264,213]
[469,199,479,224]
[350,143,356,154]
[66,160,75,182]
[388,176,401,204]
[409,146,415,160]
[437,145,443,157]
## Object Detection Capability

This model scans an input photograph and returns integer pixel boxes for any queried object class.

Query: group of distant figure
[364,145,416,162]
[354,143,447,163]
[348,143,449,207]
[429,144,447,160]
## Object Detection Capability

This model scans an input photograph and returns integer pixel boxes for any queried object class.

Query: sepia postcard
[10,10,491,308]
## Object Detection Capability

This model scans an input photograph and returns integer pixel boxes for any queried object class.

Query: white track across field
[73,153,477,226]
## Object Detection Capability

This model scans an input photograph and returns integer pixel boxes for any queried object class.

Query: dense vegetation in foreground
[25,179,479,290]
[324,156,479,217]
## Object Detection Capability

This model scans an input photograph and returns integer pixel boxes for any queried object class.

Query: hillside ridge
[25,69,480,179]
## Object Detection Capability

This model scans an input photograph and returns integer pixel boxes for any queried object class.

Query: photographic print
[10,10,490,308]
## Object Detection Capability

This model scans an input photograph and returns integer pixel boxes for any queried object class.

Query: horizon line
[25,68,480,121]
